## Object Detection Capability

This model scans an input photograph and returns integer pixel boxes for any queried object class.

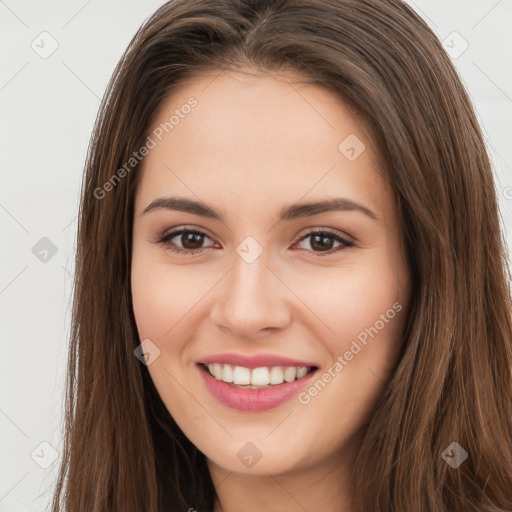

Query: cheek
[292,261,404,352]
[131,248,196,339]
[131,251,224,366]
[131,258,169,340]
[131,255,200,400]
[293,268,407,443]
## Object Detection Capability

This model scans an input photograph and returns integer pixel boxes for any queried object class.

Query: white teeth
[222,364,234,382]
[213,363,223,380]
[283,367,297,382]
[205,363,313,386]
[233,366,251,385]
[251,367,270,386]
[269,366,284,384]
[296,367,308,379]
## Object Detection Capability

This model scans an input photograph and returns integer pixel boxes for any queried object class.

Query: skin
[131,69,411,512]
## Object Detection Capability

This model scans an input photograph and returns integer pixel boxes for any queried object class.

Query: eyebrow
[142,196,380,221]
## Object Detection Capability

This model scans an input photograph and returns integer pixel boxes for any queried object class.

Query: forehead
[135,70,392,220]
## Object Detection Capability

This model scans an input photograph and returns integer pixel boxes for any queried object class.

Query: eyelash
[156,227,354,257]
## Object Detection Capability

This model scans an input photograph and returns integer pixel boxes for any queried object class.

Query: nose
[209,248,292,339]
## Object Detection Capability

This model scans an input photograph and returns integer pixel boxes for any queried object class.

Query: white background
[0,0,511,510]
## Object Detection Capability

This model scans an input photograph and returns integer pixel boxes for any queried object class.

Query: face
[131,69,411,479]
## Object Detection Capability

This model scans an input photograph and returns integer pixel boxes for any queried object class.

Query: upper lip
[198,353,318,369]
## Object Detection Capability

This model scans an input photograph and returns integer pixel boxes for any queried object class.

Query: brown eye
[158,229,215,254]
[295,230,354,256]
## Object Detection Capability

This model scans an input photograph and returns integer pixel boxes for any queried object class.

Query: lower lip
[197,364,318,411]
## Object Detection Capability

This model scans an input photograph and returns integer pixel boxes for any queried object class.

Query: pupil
[311,234,333,251]
[183,232,203,249]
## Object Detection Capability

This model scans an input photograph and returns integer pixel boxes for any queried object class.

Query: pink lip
[197,363,319,412]
[198,352,317,369]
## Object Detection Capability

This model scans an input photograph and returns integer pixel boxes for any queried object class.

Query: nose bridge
[210,237,291,336]
[228,243,275,316]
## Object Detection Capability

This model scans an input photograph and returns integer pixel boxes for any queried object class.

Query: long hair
[50,0,512,510]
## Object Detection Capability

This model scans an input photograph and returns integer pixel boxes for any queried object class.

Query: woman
[51,0,512,510]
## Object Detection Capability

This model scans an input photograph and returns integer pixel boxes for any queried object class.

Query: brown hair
[50,0,512,510]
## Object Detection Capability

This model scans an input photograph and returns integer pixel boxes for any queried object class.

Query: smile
[197,362,319,411]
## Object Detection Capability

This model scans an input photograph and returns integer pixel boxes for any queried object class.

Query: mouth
[196,362,320,411]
